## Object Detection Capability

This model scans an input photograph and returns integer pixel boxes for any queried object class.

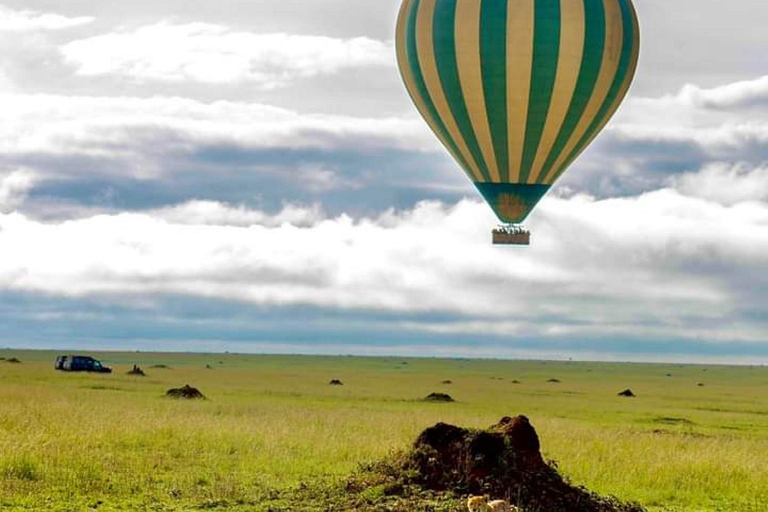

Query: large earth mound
[341,416,645,512]
[424,392,455,403]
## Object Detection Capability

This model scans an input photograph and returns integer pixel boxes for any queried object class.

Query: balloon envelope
[396,0,640,223]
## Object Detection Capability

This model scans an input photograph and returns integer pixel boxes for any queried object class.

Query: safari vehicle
[54,355,112,373]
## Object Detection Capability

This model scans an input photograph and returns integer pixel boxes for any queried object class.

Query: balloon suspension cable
[492,223,530,246]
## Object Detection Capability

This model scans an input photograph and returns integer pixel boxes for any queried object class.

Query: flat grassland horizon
[1,349,767,511]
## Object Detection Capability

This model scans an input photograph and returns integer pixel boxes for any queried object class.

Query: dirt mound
[329,379,344,386]
[166,384,205,400]
[441,380,453,384]
[397,416,644,512]
[276,415,647,511]
[424,393,454,403]
[547,378,561,383]
[127,365,146,376]
[618,389,635,397]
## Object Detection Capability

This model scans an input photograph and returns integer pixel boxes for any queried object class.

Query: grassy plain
[1,349,767,511]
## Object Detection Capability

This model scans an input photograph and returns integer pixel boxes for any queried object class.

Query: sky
[1,0,767,363]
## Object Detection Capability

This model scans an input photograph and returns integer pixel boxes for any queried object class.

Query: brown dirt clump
[394,416,644,512]
[424,392,454,403]
[127,365,146,376]
[329,379,344,386]
[166,384,205,400]
[618,389,635,397]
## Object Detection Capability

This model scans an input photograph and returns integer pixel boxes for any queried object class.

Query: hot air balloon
[395,0,640,245]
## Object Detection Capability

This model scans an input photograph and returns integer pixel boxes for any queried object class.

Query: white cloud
[673,163,768,206]
[0,168,36,212]
[295,164,361,192]
[0,93,433,177]
[152,200,325,228]
[1,184,766,342]
[0,5,94,31]
[60,22,394,88]
[0,67,13,93]
[674,76,768,110]
[612,75,768,145]
[560,75,768,197]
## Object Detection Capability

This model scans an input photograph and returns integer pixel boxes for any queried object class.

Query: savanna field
[1,350,767,511]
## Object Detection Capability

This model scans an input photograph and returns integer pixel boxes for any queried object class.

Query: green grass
[1,350,767,511]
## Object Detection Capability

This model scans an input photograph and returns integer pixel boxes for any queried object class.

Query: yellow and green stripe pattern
[396,0,640,223]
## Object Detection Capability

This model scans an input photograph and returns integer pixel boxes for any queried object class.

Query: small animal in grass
[488,499,515,512]
[467,495,517,512]
[467,495,490,512]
